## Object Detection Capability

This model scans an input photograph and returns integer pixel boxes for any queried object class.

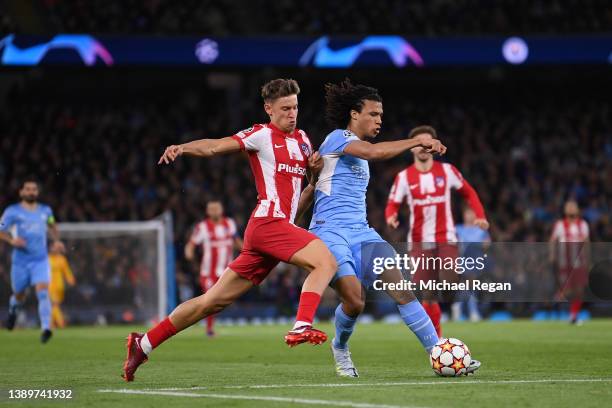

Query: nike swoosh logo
[410,184,419,189]
[274,144,284,148]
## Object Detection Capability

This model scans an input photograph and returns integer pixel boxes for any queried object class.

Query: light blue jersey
[310,129,369,229]
[2,202,54,329]
[0,203,54,264]
[310,129,394,287]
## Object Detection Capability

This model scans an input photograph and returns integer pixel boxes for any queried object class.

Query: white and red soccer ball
[430,338,471,377]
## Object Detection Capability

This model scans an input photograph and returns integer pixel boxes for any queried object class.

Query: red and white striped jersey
[190,217,237,278]
[231,123,312,223]
[385,161,485,243]
[550,218,590,268]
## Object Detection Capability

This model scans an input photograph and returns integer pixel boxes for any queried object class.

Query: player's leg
[410,246,442,337]
[50,290,66,329]
[35,282,52,342]
[284,238,337,344]
[332,274,365,348]
[329,274,363,377]
[7,263,29,330]
[150,268,251,345]
[379,266,439,353]
[122,268,253,381]
[32,259,52,342]
[201,276,218,336]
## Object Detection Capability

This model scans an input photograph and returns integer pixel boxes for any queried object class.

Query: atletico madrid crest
[300,143,311,157]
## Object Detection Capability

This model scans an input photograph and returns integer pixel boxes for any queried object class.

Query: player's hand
[11,237,26,248]
[415,133,447,155]
[386,213,399,229]
[52,240,66,253]
[474,218,490,230]
[158,145,184,164]
[308,151,323,174]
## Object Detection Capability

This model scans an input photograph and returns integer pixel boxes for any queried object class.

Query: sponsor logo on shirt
[277,163,306,175]
[413,195,447,206]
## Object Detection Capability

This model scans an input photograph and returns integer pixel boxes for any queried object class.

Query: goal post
[58,217,174,324]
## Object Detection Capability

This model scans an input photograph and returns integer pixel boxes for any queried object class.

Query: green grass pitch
[1,320,611,407]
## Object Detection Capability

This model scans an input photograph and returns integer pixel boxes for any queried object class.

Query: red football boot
[284,326,328,347]
[122,332,148,382]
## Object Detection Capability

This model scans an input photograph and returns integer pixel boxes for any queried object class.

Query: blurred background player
[49,240,76,329]
[385,126,489,337]
[123,78,337,382]
[452,208,491,322]
[549,200,590,324]
[184,200,243,336]
[304,79,459,378]
[0,179,60,343]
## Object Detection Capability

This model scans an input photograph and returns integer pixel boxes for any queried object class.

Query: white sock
[140,334,152,355]
[292,320,311,330]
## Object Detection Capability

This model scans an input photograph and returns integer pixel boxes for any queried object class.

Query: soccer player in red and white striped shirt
[549,200,590,324]
[385,126,489,336]
[122,79,337,381]
[185,200,242,336]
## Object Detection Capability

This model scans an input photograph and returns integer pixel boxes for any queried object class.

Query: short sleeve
[0,207,14,232]
[320,129,359,156]
[231,124,268,152]
[298,130,313,157]
[190,223,209,245]
[445,163,465,189]
[388,170,409,204]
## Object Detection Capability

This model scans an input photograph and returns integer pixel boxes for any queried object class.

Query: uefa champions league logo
[195,39,219,64]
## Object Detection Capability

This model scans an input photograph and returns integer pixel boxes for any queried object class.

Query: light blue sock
[398,300,439,353]
[36,290,51,331]
[9,295,23,314]
[333,304,357,350]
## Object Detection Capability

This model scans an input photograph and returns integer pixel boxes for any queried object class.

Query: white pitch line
[97,389,421,408]
[151,377,612,391]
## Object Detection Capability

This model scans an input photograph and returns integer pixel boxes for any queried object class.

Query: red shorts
[558,267,588,290]
[199,276,219,292]
[410,243,459,284]
[228,217,318,285]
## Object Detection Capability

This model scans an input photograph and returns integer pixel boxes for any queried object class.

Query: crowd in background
[22,0,612,35]
[0,68,610,322]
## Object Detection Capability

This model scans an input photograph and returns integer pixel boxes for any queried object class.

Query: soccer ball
[430,337,471,377]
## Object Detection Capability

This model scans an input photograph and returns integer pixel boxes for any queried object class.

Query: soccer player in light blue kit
[302,79,480,377]
[452,208,491,322]
[0,179,60,343]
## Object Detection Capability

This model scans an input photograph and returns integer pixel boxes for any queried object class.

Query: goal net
[0,218,173,326]
[57,220,169,325]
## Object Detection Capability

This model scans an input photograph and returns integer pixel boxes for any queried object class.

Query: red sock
[294,291,321,326]
[570,299,582,319]
[206,315,215,333]
[146,317,177,349]
[427,302,442,337]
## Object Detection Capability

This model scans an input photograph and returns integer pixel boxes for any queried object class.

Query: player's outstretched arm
[344,132,446,161]
[158,137,242,164]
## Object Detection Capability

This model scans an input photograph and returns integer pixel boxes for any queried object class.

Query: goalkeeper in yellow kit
[48,241,75,328]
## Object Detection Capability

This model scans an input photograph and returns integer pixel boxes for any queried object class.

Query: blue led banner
[1,34,611,67]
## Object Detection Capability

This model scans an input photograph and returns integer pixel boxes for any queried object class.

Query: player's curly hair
[324,78,382,129]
